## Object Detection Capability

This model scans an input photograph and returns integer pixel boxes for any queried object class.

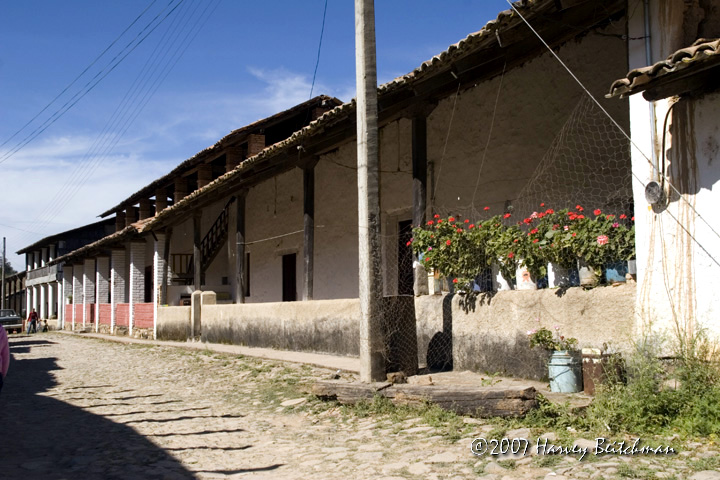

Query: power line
[0,0,186,165]
[309,0,329,99]
[0,0,160,152]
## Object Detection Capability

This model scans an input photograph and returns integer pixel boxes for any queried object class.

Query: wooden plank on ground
[311,381,537,417]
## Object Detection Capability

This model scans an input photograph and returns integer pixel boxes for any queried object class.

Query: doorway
[282,253,297,302]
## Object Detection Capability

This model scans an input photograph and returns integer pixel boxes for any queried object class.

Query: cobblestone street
[1,333,719,480]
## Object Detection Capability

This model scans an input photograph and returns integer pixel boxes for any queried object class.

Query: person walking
[27,308,39,334]
[0,326,9,394]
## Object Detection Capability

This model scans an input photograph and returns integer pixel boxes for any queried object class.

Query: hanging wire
[505,0,720,268]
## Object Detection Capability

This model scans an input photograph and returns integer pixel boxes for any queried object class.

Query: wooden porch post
[193,211,202,290]
[303,159,318,301]
[235,191,247,304]
[412,115,429,296]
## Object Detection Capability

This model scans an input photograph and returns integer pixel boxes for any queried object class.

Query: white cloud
[0,67,355,269]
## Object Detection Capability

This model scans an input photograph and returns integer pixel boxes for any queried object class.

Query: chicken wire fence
[368,95,633,375]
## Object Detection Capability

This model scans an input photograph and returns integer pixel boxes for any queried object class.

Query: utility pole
[1,237,5,309]
[355,0,385,382]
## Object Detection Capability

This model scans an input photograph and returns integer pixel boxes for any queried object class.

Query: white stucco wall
[626,0,720,343]
[164,21,631,307]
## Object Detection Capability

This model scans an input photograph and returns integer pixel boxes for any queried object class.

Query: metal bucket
[548,351,583,393]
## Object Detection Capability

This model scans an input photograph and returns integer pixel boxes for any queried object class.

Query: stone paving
[1,332,719,480]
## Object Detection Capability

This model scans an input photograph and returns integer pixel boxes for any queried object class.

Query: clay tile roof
[48,221,146,266]
[607,38,720,98]
[99,95,343,218]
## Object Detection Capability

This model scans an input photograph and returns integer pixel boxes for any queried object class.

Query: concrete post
[48,282,55,320]
[190,290,202,339]
[25,284,30,323]
[32,285,39,317]
[72,264,83,330]
[40,284,47,320]
[96,256,109,332]
[62,266,72,330]
[153,233,167,340]
[110,248,127,334]
[83,258,96,327]
[355,0,385,382]
[128,241,146,336]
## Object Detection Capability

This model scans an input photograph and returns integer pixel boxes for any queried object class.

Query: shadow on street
[0,336,196,480]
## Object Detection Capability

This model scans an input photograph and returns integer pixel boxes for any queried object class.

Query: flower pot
[627,259,637,275]
[515,261,537,290]
[548,350,583,393]
[491,262,513,291]
[427,269,441,295]
[548,263,579,288]
[604,260,628,284]
[577,259,599,287]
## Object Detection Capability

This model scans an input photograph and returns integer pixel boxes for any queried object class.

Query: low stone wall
[415,283,636,380]
[202,299,361,357]
[157,306,191,341]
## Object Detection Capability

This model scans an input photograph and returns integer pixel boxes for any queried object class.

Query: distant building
[17,218,115,326]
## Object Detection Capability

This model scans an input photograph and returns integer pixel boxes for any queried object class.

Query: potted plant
[528,325,582,393]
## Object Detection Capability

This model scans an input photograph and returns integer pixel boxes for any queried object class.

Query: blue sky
[0,0,509,268]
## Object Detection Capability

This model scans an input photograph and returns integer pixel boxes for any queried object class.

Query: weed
[533,455,562,468]
[688,455,720,471]
[496,459,517,470]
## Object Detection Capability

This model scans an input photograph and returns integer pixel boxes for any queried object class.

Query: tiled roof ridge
[608,38,720,98]
[99,94,342,218]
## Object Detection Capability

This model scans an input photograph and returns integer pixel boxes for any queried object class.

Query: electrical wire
[309,0,329,99]
[505,0,720,268]
[15,0,221,247]
[0,0,186,165]
[0,0,160,152]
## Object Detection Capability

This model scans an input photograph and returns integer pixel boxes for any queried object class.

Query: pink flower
[612,222,619,228]
[563,225,569,231]
[554,325,560,331]
[531,211,539,219]
[597,235,609,246]
[427,247,432,251]
[527,329,537,335]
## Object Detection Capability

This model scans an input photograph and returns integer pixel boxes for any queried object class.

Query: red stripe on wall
[133,303,154,329]
[98,304,112,325]
[116,304,130,327]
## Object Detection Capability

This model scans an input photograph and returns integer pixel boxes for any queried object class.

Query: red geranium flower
[448,217,455,222]
[631,216,635,221]
[456,228,462,233]
[434,214,440,218]
[533,238,539,243]
[405,241,411,246]
[620,214,627,219]
[593,209,602,216]
[576,205,584,212]
[446,240,452,246]
[546,209,554,214]
[464,219,469,223]
[452,278,458,284]
[503,213,512,219]
[427,220,433,225]
[540,203,545,207]
[606,214,615,220]
[469,224,474,229]
[530,228,539,234]
[508,252,515,259]
[577,215,585,219]
[484,206,490,211]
